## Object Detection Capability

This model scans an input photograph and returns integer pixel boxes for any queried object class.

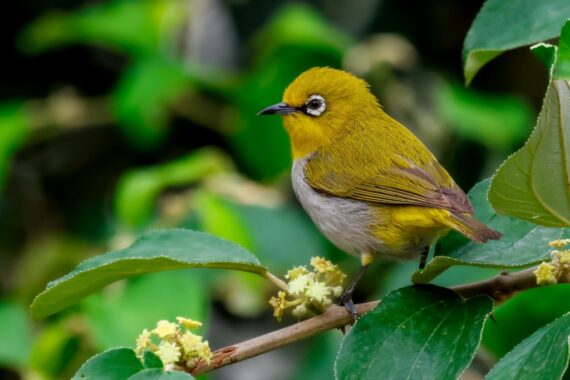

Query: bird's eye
[305,94,326,116]
[308,99,322,109]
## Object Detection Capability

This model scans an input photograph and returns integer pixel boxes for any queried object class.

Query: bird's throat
[283,118,330,160]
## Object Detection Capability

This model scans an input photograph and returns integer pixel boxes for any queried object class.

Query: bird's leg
[339,252,375,319]
[418,246,429,270]
[339,265,368,317]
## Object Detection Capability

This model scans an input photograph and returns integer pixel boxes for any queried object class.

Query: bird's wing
[304,146,473,214]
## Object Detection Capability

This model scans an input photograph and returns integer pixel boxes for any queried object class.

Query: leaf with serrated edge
[486,313,570,380]
[335,285,493,380]
[31,229,265,319]
[463,0,570,84]
[413,179,569,283]
[489,80,570,227]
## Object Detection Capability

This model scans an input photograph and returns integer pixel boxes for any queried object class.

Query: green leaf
[463,0,570,84]
[114,148,231,227]
[142,351,163,369]
[531,43,557,74]
[436,81,533,150]
[128,369,194,380]
[0,301,32,367]
[335,285,493,380]
[31,229,265,319]
[413,179,569,283]
[71,348,143,380]
[554,20,570,80]
[486,313,570,380]
[489,80,570,227]
[531,21,570,80]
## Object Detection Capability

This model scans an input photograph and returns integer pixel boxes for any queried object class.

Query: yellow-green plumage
[261,67,500,264]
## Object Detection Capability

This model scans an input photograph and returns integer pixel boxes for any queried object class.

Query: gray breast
[291,157,384,256]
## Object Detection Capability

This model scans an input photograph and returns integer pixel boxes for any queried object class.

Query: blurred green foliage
[436,82,532,150]
[0,103,29,189]
[83,271,207,350]
[0,301,32,367]
[115,148,231,227]
[489,80,570,227]
[1,0,569,379]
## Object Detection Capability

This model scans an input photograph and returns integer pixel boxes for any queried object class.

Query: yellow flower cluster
[534,239,570,286]
[135,317,212,370]
[269,257,346,321]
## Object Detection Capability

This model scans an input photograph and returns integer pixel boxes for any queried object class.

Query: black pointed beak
[257,102,298,116]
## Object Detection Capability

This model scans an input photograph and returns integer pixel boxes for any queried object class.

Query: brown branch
[191,266,569,376]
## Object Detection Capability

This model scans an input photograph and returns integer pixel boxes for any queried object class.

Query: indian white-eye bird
[258,67,501,313]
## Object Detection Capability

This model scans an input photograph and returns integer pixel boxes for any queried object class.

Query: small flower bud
[534,262,558,285]
[156,341,181,365]
[176,316,202,330]
[548,239,570,249]
[332,286,344,298]
[305,280,330,303]
[135,329,152,355]
[286,266,309,280]
[153,320,179,339]
[269,291,287,321]
[291,304,308,319]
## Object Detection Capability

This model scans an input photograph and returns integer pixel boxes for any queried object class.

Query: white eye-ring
[305,94,326,116]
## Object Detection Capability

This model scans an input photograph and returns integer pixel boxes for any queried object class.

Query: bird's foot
[338,291,357,320]
[337,291,357,334]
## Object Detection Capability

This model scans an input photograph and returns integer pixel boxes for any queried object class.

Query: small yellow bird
[259,67,500,311]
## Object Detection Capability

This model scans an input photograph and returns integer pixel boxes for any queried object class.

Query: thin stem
[191,266,569,376]
[263,271,288,291]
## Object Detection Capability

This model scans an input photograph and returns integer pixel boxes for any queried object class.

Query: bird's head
[258,67,381,159]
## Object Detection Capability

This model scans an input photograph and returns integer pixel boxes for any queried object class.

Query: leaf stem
[263,271,288,291]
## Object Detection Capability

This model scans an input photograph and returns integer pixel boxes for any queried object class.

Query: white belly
[291,157,385,256]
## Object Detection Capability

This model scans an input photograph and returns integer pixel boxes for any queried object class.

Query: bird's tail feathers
[446,213,501,243]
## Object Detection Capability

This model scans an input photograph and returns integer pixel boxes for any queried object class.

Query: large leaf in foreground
[31,229,265,319]
[71,348,143,380]
[489,80,570,227]
[72,348,194,380]
[486,313,570,380]
[462,0,570,84]
[128,368,194,379]
[335,285,492,380]
[413,179,569,283]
